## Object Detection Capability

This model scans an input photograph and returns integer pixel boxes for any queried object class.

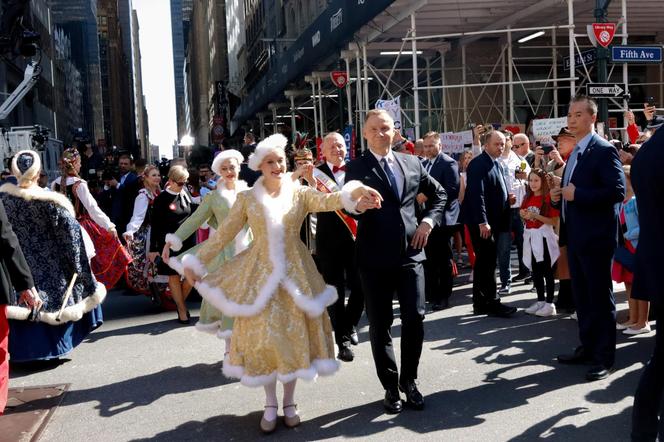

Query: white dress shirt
[369,150,404,198]
[326,161,346,186]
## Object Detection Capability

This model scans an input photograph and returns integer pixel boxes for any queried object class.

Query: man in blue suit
[460,130,518,318]
[345,109,446,414]
[419,131,460,311]
[552,96,625,381]
[630,118,664,440]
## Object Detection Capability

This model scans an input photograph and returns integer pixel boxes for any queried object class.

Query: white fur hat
[11,150,42,185]
[248,133,288,171]
[211,149,244,176]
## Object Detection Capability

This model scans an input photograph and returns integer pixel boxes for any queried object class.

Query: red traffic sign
[592,23,616,48]
[330,71,348,89]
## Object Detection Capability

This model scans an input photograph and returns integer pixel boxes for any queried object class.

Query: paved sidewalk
[8,274,652,441]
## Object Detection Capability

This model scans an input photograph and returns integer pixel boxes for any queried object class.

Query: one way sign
[586,83,628,98]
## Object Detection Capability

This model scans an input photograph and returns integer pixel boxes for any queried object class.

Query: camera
[541,144,555,154]
[646,96,656,107]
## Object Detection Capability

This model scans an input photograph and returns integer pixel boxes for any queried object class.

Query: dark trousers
[424,226,454,305]
[320,256,364,346]
[468,224,501,307]
[556,279,575,311]
[360,262,425,390]
[567,245,616,368]
[632,303,664,441]
[532,242,555,303]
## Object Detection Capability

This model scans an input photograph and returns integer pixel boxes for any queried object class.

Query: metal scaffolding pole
[425,57,432,132]
[502,44,507,119]
[568,0,576,96]
[355,49,365,151]
[621,0,629,114]
[462,45,468,125]
[271,106,278,135]
[439,49,447,132]
[344,57,353,126]
[306,77,319,140]
[289,95,297,137]
[552,28,558,117]
[259,114,265,139]
[411,13,421,139]
[317,76,325,135]
[507,26,514,122]
[362,43,370,125]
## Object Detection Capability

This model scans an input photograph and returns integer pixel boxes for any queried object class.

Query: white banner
[532,117,568,142]
[439,130,473,153]
[375,96,402,131]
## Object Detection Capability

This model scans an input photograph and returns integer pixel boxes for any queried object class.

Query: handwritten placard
[532,117,568,142]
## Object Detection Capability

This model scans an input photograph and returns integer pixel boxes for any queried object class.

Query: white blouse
[124,188,156,238]
[51,176,115,231]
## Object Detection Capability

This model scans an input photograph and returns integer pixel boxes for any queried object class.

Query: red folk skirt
[0,305,8,415]
[79,216,132,289]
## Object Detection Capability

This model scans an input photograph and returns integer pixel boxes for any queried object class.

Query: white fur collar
[251,175,297,221]
[217,179,248,207]
[0,183,75,216]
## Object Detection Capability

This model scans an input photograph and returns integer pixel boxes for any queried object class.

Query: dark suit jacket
[0,199,33,305]
[345,150,446,269]
[555,133,625,252]
[425,152,460,226]
[459,151,510,232]
[631,127,664,303]
[111,171,140,233]
[315,163,355,262]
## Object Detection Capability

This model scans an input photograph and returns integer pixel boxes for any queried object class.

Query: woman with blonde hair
[53,147,131,289]
[149,165,194,323]
[163,150,251,349]
[180,134,381,433]
[124,165,162,295]
[0,150,105,361]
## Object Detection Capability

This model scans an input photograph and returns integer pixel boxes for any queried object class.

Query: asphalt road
[8,272,653,441]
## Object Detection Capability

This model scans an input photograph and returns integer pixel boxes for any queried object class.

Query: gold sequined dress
[181,176,360,386]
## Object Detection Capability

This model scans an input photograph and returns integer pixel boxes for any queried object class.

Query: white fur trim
[167,256,184,274]
[6,282,107,326]
[195,320,221,334]
[217,329,233,339]
[181,254,207,278]
[222,356,340,387]
[247,134,288,171]
[340,180,363,213]
[0,183,75,216]
[211,149,244,176]
[217,180,248,208]
[165,233,183,252]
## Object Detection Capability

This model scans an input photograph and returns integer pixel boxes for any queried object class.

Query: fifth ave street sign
[586,83,628,98]
[611,46,662,63]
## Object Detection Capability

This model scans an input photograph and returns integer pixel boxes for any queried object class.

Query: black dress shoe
[486,302,517,318]
[557,347,592,365]
[586,365,613,381]
[473,304,489,315]
[383,389,403,414]
[399,380,424,410]
[337,342,354,362]
[432,299,449,311]
[511,271,530,283]
[349,327,359,346]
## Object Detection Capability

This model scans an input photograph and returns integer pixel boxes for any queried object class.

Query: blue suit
[556,132,625,368]
[630,126,664,440]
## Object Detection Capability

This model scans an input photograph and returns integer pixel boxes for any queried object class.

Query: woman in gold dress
[182,134,381,433]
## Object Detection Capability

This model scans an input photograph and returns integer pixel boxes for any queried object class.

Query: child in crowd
[613,166,650,335]
[521,169,560,317]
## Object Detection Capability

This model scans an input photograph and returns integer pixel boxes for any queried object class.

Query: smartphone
[646,96,656,107]
[541,144,554,154]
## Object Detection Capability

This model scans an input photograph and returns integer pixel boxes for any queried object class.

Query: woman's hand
[19,287,43,310]
[352,186,383,212]
[162,243,171,262]
[183,267,200,287]
[109,227,118,239]
[147,252,159,263]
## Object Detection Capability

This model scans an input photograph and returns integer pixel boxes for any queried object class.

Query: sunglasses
[173,181,187,186]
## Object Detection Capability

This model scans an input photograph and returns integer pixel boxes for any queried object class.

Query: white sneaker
[623,324,652,335]
[535,303,557,317]
[616,322,635,330]
[525,301,545,315]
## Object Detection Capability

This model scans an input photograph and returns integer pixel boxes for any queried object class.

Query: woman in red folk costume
[53,148,132,288]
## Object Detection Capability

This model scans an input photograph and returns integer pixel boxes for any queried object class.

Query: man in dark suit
[630,121,664,440]
[314,132,363,362]
[460,130,518,318]
[0,199,40,414]
[109,153,140,235]
[419,131,460,310]
[345,109,446,414]
[551,96,625,382]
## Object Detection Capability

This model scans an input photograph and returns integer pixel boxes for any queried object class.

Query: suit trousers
[631,302,664,441]
[0,306,8,415]
[320,256,364,346]
[360,262,425,390]
[424,226,454,304]
[567,245,616,368]
[468,225,501,307]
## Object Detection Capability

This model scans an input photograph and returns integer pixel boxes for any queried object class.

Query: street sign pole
[594,0,612,127]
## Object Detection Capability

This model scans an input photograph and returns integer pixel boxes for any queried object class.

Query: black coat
[315,163,355,262]
[0,198,34,305]
[459,151,510,232]
[425,152,460,226]
[345,151,446,269]
[111,172,140,234]
[631,127,664,303]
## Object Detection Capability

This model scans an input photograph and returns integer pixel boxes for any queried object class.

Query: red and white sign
[330,71,348,89]
[592,23,616,48]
